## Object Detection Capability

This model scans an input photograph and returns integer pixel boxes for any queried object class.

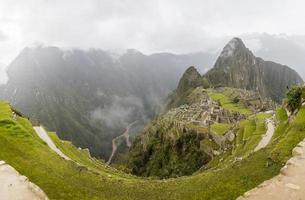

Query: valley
[2,1,305,199]
[0,37,305,200]
[0,47,215,160]
[1,85,305,199]
[107,121,137,165]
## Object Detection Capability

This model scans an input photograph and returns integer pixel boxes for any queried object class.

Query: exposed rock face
[205,38,303,102]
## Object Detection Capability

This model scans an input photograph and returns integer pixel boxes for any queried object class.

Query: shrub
[286,86,304,113]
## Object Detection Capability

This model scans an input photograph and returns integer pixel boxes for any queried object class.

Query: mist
[1,0,305,82]
[90,95,146,129]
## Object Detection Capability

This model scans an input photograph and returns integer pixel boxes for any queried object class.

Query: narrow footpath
[33,126,71,161]
[254,116,275,152]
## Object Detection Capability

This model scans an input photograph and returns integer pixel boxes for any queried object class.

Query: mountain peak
[184,66,199,74]
[220,37,246,58]
[205,37,303,102]
[176,66,201,96]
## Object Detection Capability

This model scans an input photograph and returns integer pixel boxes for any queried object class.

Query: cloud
[1,0,305,80]
[0,62,8,84]
[0,30,7,41]
[90,95,146,129]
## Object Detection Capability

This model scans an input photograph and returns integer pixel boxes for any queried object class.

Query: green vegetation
[211,122,231,135]
[48,132,135,179]
[285,86,305,113]
[1,92,305,200]
[208,89,252,115]
[128,117,211,178]
[167,66,202,109]
[233,113,271,157]
[271,106,305,163]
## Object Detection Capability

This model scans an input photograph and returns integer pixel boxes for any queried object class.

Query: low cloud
[0,30,7,41]
[90,95,146,130]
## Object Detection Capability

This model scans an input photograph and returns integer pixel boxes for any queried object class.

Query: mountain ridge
[205,37,303,102]
[0,46,215,159]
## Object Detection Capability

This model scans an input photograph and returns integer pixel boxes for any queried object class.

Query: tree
[286,86,304,113]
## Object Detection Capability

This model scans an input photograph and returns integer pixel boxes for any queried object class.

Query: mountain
[166,66,203,109]
[127,38,304,178]
[245,33,305,80]
[205,38,304,102]
[2,43,305,198]
[128,85,275,178]
[0,46,215,159]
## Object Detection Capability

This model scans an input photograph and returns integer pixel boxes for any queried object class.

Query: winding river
[106,121,138,165]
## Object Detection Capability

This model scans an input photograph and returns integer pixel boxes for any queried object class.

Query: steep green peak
[166,66,202,109]
[180,66,201,82]
[176,66,201,95]
[184,66,200,74]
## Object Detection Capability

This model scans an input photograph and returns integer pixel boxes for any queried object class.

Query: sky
[1,0,305,83]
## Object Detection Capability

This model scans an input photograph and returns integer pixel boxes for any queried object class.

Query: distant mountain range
[1,37,303,160]
[1,37,305,199]
[0,46,215,158]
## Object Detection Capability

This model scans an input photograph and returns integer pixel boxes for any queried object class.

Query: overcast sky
[1,0,305,83]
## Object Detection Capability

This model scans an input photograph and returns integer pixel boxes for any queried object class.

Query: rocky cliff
[205,38,303,102]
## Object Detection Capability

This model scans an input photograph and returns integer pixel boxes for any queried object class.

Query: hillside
[127,52,302,178]
[0,47,215,159]
[1,38,305,200]
[1,84,305,199]
[128,86,275,178]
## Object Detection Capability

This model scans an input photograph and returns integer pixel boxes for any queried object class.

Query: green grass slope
[1,98,305,199]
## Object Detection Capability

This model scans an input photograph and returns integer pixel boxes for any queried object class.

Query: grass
[270,106,305,163]
[211,122,231,135]
[208,89,252,115]
[1,100,305,200]
[233,113,271,158]
[48,132,136,179]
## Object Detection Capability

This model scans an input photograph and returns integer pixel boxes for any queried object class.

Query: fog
[90,95,146,129]
[1,0,305,81]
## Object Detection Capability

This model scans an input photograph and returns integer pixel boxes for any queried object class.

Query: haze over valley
[1,1,305,200]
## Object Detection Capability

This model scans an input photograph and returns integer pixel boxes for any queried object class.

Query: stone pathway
[0,161,48,200]
[238,139,305,200]
[254,116,275,152]
[34,126,71,161]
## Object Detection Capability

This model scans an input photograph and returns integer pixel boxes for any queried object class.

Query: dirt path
[254,116,275,152]
[0,161,48,200]
[33,126,71,161]
[107,121,137,165]
[238,139,305,200]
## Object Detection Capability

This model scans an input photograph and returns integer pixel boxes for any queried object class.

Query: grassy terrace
[207,88,252,115]
[1,99,305,200]
[211,122,231,135]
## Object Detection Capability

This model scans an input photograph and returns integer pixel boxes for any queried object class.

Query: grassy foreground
[1,99,305,200]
